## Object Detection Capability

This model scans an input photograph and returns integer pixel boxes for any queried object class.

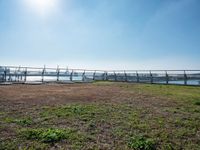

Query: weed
[14,118,32,126]
[41,104,99,121]
[4,117,32,126]
[162,143,174,150]
[20,128,72,143]
[0,112,5,115]
[128,136,156,150]
[194,101,200,106]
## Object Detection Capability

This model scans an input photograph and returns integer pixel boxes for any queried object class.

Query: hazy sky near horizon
[0,0,200,70]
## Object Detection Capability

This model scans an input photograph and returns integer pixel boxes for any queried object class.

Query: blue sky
[0,0,200,69]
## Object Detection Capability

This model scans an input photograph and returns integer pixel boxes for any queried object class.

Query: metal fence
[0,66,200,86]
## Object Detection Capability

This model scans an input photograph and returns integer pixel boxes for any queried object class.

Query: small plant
[128,136,156,150]
[194,100,200,106]
[41,104,98,121]
[4,117,32,126]
[14,118,32,126]
[20,128,73,143]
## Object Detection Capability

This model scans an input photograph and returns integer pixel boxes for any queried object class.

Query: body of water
[3,75,200,86]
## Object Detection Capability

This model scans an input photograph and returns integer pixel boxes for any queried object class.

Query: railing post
[57,66,60,82]
[9,74,11,82]
[66,67,69,80]
[114,71,117,81]
[136,71,139,83]
[24,68,27,82]
[105,71,108,81]
[82,70,85,82]
[124,70,127,82]
[4,68,7,82]
[70,70,73,81]
[150,71,153,84]
[17,66,20,82]
[14,69,17,82]
[165,71,169,84]
[42,66,45,82]
[93,71,96,80]
[184,70,187,85]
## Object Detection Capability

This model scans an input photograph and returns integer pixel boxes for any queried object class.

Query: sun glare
[24,0,59,17]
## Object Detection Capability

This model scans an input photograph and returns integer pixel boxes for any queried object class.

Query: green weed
[20,128,72,143]
[4,117,32,126]
[128,136,156,150]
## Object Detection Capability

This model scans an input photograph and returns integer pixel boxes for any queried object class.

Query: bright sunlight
[23,0,59,17]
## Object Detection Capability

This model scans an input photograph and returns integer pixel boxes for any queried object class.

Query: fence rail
[0,66,200,86]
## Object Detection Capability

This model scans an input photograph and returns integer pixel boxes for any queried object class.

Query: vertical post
[17,66,20,82]
[66,67,69,81]
[20,74,22,81]
[42,65,45,82]
[4,68,7,82]
[57,65,60,82]
[114,71,117,81]
[14,69,17,82]
[93,71,96,80]
[136,71,139,83]
[9,74,11,82]
[184,70,187,85]
[105,71,108,81]
[20,67,22,81]
[150,71,153,84]
[165,71,169,84]
[82,70,85,82]
[24,68,27,82]
[70,70,73,81]
[124,70,127,82]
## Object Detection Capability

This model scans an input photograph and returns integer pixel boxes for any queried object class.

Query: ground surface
[0,82,200,150]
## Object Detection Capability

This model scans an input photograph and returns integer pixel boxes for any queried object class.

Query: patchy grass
[0,83,200,149]
[4,117,32,126]
[132,84,200,102]
[41,104,100,121]
[20,128,74,143]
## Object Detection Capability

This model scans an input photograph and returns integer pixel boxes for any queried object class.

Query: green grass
[41,104,100,121]
[194,100,200,105]
[134,84,200,102]
[4,117,32,126]
[20,128,73,143]
[128,136,156,150]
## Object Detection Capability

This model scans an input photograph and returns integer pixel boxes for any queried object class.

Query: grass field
[0,82,200,149]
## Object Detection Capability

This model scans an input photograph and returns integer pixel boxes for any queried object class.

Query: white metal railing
[0,66,200,86]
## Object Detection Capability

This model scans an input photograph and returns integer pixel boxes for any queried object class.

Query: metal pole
[66,67,69,80]
[114,71,117,81]
[82,70,85,82]
[93,71,96,80]
[184,70,187,85]
[150,71,153,84]
[9,74,11,82]
[14,69,17,82]
[105,71,108,81]
[42,66,45,82]
[4,68,7,82]
[24,68,27,82]
[165,71,169,84]
[70,70,73,81]
[57,66,60,82]
[18,66,20,82]
[136,71,139,83]
[124,70,127,82]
